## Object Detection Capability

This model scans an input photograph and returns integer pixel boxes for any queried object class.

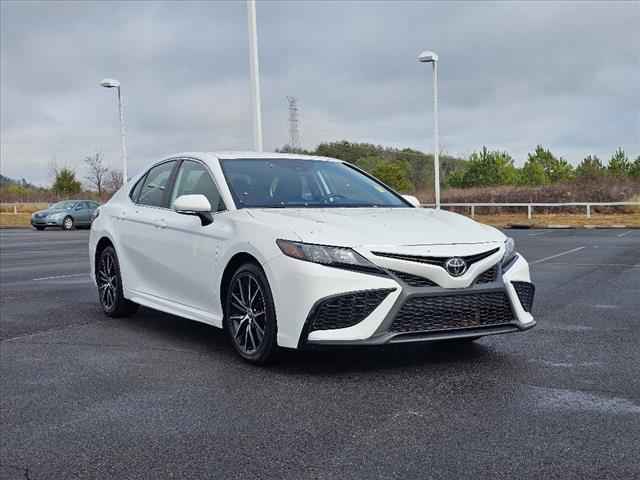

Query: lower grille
[390,291,514,333]
[390,270,439,287]
[308,288,395,331]
[475,265,498,284]
[512,281,535,312]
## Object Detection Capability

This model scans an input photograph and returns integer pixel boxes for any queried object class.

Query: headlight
[502,237,516,266]
[276,239,384,275]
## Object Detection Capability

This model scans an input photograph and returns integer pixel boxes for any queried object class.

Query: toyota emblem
[445,257,467,277]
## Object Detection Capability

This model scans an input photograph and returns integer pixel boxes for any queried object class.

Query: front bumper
[31,216,64,227]
[266,252,535,349]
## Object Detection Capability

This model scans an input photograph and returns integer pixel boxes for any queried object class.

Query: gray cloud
[1,0,638,185]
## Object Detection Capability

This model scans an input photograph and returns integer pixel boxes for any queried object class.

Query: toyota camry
[89,152,535,364]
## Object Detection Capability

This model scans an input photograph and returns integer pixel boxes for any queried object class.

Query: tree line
[281,141,640,192]
[0,153,123,202]
[2,143,639,203]
[446,146,640,189]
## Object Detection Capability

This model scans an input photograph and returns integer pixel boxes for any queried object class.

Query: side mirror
[402,195,422,208]
[174,194,213,226]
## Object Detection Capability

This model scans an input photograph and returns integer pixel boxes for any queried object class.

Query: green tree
[524,145,574,183]
[52,167,81,196]
[629,156,640,178]
[608,147,631,177]
[370,160,413,192]
[455,147,518,187]
[396,149,430,190]
[575,155,605,180]
[518,160,548,186]
[445,168,466,188]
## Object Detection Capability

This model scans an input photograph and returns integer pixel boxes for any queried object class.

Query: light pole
[246,0,263,152]
[418,50,440,209]
[100,78,128,185]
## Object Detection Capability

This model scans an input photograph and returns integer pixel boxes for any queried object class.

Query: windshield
[49,201,77,210]
[221,159,411,209]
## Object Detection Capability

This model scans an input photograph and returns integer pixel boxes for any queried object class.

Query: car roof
[168,151,341,163]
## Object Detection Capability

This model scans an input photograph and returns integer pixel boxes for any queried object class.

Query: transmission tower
[286,96,300,151]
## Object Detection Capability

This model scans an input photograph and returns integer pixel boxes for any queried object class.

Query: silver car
[31,200,100,231]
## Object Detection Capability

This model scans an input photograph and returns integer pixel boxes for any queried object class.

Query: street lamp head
[418,50,438,63]
[100,78,120,88]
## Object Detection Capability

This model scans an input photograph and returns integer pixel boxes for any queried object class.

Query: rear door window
[137,161,177,208]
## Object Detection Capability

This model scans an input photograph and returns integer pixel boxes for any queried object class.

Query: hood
[35,208,65,216]
[246,208,504,247]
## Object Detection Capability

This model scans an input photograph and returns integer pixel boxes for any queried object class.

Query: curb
[504,224,640,229]
[0,225,33,230]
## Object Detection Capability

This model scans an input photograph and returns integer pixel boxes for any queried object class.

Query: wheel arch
[219,252,263,313]
[94,236,115,275]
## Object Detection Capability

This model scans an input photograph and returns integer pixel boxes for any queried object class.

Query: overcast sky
[1,0,638,185]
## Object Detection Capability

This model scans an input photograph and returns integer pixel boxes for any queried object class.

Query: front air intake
[512,281,535,312]
[390,291,515,333]
[307,288,395,332]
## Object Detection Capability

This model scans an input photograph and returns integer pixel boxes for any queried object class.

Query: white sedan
[89,152,535,363]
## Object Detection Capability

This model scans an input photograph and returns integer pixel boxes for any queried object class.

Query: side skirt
[124,288,223,329]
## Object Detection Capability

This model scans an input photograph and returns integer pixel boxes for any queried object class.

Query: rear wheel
[97,246,138,317]
[62,216,74,230]
[224,263,278,364]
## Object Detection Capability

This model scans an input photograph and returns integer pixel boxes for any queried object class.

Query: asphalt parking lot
[1,228,639,479]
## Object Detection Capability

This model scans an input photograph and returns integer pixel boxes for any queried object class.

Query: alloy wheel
[63,217,73,230]
[98,251,118,311]
[228,273,267,355]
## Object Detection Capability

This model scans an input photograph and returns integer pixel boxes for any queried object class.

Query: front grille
[512,281,535,312]
[390,270,440,287]
[390,291,514,333]
[475,265,498,284]
[372,248,499,269]
[308,288,395,332]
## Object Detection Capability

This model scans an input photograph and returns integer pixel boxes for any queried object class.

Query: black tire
[34,226,45,231]
[97,246,138,318]
[62,216,74,230]
[224,262,278,364]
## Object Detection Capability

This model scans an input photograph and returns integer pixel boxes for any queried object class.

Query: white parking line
[528,231,551,237]
[530,246,585,265]
[617,231,633,238]
[32,273,89,281]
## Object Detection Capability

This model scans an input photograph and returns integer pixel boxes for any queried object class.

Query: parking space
[1,228,639,479]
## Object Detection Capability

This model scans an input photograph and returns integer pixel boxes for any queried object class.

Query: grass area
[0,213,33,227]
[473,212,640,227]
[0,202,48,214]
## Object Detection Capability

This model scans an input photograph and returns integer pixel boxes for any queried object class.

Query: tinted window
[170,160,225,211]
[138,161,176,208]
[89,202,100,209]
[50,201,76,211]
[130,175,146,202]
[220,159,410,209]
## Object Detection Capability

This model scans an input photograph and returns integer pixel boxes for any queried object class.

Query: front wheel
[34,226,45,231]
[224,263,278,364]
[97,246,138,317]
[62,216,74,230]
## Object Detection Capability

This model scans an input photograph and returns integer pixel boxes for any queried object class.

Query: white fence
[420,202,640,219]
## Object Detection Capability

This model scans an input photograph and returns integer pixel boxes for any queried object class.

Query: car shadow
[124,307,502,374]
